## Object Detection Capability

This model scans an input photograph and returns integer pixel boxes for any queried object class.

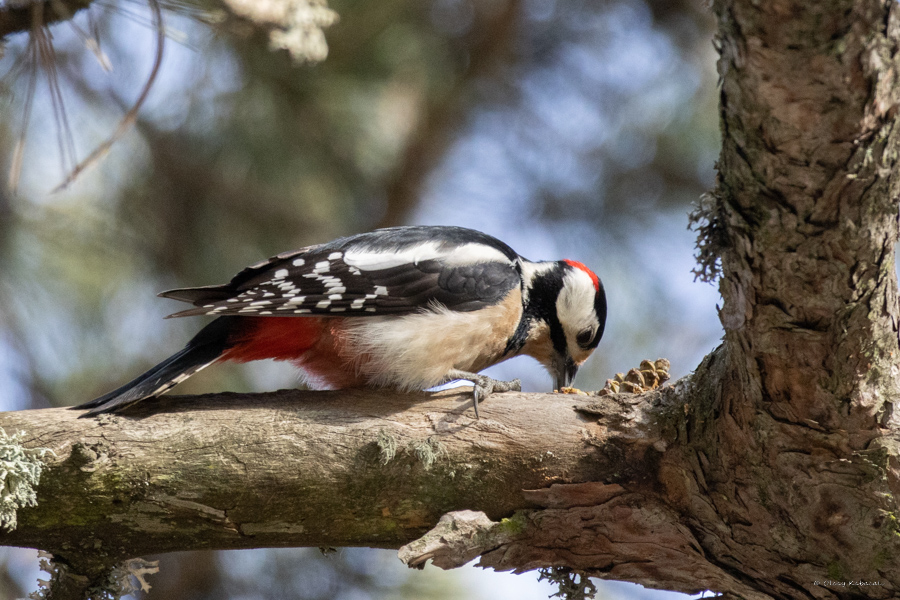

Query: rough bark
[699,0,900,595]
[0,376,782,599]
[0,389,614,559]
[0,357,895,599]
[0,387,690,589]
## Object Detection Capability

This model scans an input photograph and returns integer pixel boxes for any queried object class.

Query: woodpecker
[76,226,606,418]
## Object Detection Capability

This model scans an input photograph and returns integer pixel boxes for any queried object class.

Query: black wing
[160,226,522,318]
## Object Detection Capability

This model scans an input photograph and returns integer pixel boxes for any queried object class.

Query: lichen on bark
[28,551,159,600]
[0,428,53,531]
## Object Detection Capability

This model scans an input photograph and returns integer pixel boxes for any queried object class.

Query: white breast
[339,289,523,390]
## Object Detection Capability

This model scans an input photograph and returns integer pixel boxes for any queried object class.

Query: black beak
[554,357,578,390]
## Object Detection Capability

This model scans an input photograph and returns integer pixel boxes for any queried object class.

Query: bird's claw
[446,370,521,419]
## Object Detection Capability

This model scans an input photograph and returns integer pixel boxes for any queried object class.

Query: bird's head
[516,259,607,390]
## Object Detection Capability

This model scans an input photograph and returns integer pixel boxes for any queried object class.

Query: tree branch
[714,0,900,431]
[0,0,92,39]
[4,355,898,599]
[0,388,635,562]
[0,381,743,597]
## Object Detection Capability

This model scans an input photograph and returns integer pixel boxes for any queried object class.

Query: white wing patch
[169,234,519,319]
[343,242,513,271]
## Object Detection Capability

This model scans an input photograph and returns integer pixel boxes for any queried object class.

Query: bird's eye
[576,328,594,348]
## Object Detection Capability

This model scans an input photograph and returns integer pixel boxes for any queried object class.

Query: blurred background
[0,0,722,597]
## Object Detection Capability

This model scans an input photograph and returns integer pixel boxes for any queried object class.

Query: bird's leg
[444,369,522,418]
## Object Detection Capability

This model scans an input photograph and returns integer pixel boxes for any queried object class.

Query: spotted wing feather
[160,233,520,318]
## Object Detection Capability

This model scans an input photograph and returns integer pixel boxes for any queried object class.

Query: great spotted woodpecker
[76,226,606,417]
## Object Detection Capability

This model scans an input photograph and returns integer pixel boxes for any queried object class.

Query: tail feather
[75,317,235,417]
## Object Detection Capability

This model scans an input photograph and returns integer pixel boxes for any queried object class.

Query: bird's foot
[445,370,522,418]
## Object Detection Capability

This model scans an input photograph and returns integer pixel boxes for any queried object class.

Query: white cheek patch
[556,269,599,355]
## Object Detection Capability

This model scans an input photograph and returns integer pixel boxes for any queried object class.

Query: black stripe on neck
[503,262,567,357]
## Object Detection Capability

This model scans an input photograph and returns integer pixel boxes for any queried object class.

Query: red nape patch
[221,317,325,363]
[563,259,600,292]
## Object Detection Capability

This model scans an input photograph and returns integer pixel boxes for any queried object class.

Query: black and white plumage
[162,227,523,317]
[76,226,607,417]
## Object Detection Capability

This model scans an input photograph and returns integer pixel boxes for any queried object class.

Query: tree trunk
[3,0,900,598]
